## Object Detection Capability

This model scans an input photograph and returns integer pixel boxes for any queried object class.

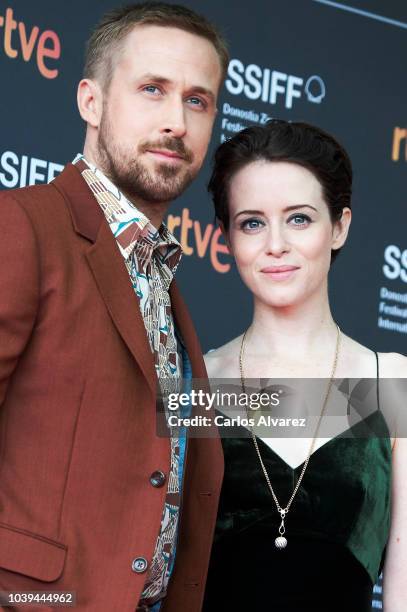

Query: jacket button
[132,557,148,573]
[150,470,166,488]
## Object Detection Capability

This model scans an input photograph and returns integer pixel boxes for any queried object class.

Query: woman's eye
[289,214,311,226]
[240,218,264,231]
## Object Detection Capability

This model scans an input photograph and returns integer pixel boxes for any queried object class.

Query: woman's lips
[261,266,300,280]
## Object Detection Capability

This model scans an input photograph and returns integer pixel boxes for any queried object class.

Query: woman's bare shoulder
[341,332,407,377]
[204,335,243,378]
[377,351,407,378]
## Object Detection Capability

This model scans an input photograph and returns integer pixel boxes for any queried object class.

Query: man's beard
[96,111,197,204]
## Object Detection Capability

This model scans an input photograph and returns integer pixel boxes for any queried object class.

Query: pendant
[275,536,287,548]
[275,509,287,548]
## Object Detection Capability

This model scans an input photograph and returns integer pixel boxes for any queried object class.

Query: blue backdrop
[2,1,407,608]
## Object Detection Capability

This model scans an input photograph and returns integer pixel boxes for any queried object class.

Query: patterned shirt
[73,154,185,607]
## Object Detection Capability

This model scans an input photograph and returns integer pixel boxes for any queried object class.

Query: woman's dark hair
[208,119,352,263]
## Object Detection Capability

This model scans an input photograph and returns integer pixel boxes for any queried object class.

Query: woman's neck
[248,293,338,363]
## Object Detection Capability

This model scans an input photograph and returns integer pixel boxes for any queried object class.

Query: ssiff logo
[226,58,326,110]
[0,7,61,79]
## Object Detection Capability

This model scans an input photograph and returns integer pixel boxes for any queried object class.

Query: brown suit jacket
[0,164,223,611]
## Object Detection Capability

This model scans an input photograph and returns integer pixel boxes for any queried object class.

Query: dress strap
[374,351,380,411]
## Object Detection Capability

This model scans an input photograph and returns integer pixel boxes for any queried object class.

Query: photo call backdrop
[1,1,406,609]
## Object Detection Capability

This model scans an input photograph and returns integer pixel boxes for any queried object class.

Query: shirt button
[132,557,148,574]
[149,470,166,488]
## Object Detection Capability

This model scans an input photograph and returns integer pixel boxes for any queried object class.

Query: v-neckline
[254,410,385,471]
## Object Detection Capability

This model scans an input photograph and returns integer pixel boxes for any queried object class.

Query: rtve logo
[392,127,407,162]
[0,7,61,79]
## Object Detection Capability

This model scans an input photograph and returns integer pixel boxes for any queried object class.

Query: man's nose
[160,97,187,138]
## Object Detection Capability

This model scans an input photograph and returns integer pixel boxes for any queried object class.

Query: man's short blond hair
[84,2,229,91]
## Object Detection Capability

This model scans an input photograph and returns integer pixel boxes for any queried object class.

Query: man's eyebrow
[189,85,216,102]
[137,73,216,101]
[233,204,318,220]
[137,73,171,85]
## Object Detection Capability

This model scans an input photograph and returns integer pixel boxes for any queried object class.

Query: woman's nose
[264,224,290,256]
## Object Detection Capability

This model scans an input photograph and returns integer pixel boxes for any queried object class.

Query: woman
[202,120,406,611]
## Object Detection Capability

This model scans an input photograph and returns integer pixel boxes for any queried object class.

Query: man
[0,3,228,610]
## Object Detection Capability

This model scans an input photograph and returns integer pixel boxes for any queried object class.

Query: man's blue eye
[144,85,159,94]
[188,97,205,107]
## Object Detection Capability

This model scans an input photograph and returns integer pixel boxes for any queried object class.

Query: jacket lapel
[52,164,157,397]
[86,224,157,396]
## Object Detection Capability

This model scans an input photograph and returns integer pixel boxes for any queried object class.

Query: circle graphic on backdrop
[305,75,326,103]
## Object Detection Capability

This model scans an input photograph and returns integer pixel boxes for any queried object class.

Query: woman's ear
[332,207,352,251]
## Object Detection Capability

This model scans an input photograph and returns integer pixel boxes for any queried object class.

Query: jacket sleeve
[0,192,40,408]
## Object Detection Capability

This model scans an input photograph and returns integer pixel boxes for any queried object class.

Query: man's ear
[77,78,104,128]
[332,207,352,251]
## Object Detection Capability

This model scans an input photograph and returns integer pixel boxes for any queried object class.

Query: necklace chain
[239,325,341,518]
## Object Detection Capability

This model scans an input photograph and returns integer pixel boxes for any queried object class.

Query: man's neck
[81,149,170,230]
[119,190,170,230]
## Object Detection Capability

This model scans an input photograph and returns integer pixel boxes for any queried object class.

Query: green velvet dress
[203,357,391,611]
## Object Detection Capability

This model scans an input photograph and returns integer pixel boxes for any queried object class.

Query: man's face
[96,25,222,205]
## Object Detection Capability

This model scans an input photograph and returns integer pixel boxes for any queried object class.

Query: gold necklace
[238,324,341,549]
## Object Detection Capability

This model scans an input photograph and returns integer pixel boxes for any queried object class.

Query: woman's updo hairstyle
[208,119,352,263]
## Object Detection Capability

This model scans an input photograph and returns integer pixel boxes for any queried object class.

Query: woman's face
[226,160,351,309]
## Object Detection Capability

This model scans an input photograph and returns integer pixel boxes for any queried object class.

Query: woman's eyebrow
[233,209,264,220]
[283,204,318,212]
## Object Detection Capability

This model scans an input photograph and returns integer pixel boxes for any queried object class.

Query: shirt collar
[73,154,182,273]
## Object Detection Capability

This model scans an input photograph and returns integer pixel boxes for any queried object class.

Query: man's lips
[147,149,184,160]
